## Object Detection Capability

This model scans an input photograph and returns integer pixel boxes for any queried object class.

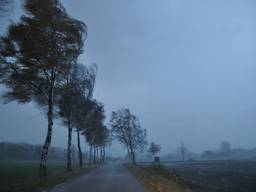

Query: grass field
[167,160,256,192]
[133,160,256,192]
[0,160,92,192]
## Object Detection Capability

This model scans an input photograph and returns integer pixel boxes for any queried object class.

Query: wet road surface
[50,164,146,192]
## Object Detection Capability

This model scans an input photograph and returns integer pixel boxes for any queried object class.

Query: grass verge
[127,164,192,192]
[0,162,94,192]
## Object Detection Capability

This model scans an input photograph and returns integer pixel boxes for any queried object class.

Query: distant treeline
[161,148,256,161]
[136,141,256,162]
[0,142,81,161]
[200,148,256,160]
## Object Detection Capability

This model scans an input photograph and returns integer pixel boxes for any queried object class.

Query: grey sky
[0,0,256,156]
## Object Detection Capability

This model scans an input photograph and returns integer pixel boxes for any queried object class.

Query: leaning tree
[0,0,86,175]
[57,64,79,172]
[96,125,110,163]
[73,96,94,167]
[82,100,106,165]
[110,108,147,165]
[57,63,96,171]
[73,63,97,168]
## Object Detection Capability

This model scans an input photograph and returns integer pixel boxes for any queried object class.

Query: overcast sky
[0,0,256,156]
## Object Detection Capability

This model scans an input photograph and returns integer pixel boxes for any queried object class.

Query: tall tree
[82,100,106,165]
[74,97,93,167]
[93,125,109,164]
[57,64,78,172]
[0,0,86,175]
[110,108,147,165]
[58,63,97,170]
[73,64,97,168]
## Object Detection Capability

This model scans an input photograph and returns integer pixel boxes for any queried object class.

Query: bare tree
[220,141,231,154]
[147,142,161,159]
[178,142,187,161]
[0,0,86,175]
[110,108,147,165]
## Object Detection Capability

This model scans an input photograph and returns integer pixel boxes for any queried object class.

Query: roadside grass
[128,164,192,192]
[0,160,93,192]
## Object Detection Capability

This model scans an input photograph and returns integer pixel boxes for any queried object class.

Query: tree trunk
[127,132,136,165]
[98,146,100,164]
[39,87,54,176]
[103,146,105,163]
[67,121,72,172]
[130,146,136,165]
[93,144,96,165]
[101,146,103,163]
[100,146,102,163]
[131,152,136,165]
[127,138,136,165]
[89,144,92,165]
[96,146,99,164]
[98,146,101,164]
[126,145,132,163]
[77,129,83,168]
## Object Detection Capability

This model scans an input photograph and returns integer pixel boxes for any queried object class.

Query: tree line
[0,142,73,160]
[0,0,147,175]
[0,0,110,176]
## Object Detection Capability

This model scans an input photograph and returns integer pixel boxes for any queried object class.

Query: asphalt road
[50,164,146,192]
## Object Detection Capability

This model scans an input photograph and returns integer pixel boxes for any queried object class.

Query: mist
[1,0,256,191]
[1,0,256,157]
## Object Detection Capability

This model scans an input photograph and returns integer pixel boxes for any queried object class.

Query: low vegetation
[0,161,94,192]
[128,164,192,192]
[130,160,256,192]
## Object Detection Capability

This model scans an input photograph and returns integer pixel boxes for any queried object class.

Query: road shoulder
[127,164,192,192]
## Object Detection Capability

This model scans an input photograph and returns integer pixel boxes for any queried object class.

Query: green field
[0,160,90,192]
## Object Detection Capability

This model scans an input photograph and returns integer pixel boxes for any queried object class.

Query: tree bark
[93,144,96,165]
[77,129,83,168]
[96,146,99,164]
[89,144,92,165]
[127,135,136,165]
[100,146,102,163]
[67,120,72,172]
[130,149,136,165]
[129,143,136,165]
[125,144,132,163]
[39,87,54,176]
[102,146,105,163]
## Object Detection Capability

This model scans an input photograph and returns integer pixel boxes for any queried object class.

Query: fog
[0,0,256,156]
